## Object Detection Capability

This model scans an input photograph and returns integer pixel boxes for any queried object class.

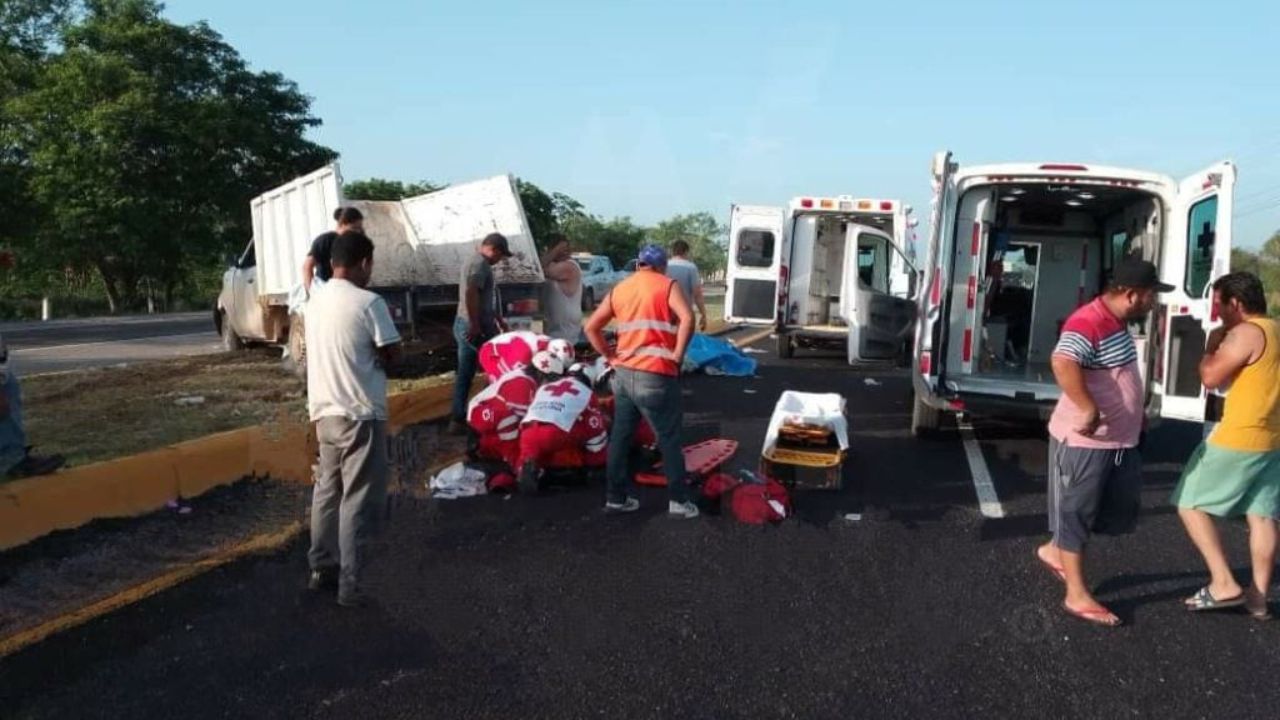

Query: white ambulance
[725,196,919,364]
[910,151,1235,435]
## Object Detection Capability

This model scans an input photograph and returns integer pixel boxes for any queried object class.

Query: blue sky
[163,0,1280,249]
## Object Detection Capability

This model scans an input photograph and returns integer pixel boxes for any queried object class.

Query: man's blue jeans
[606,367,687,504]
[0,371,27,476]
[451,318,480,422]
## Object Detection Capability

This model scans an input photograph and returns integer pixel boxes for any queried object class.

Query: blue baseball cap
[637,244,668,270]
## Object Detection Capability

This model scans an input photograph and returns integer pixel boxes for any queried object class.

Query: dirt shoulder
[21,343,457,470]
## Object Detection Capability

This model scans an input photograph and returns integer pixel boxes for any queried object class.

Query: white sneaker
[604,497,640,514]
[668,501,700,519]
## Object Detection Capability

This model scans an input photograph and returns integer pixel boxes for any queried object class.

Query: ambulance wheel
[911,393,941,438]
[776,333,794,359]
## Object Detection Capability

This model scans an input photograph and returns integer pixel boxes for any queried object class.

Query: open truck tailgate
[399,174,543,285]
[251,164,343,297]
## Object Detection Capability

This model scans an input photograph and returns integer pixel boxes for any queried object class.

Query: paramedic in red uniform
[478,332,575,381]
[516,364,608,493]
[466,365,539,470]
[584,244,698,518]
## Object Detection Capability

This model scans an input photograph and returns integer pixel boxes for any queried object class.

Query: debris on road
[428,462,488,499]
[173,395,206,406]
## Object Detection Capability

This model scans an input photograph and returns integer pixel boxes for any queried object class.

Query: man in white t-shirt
[304,231,402,607]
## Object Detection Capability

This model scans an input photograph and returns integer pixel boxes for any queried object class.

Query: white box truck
[724,196,919,364]
[910,151,1236,435]
[216,163,544,369]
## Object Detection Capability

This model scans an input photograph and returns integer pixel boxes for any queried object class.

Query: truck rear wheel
[582,288,595,313]
[220,313,244,352]
[776,333,794,359]
[286,314,306,379]
[911,393,941,438]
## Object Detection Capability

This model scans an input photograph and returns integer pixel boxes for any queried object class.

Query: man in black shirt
[303,207,364,295]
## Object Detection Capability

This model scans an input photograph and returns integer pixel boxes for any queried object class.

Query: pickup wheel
[220,312,245,352]
[582,288,595,313]
[911,393,941,438]
[285,314,307,379]
[776,333,794,359]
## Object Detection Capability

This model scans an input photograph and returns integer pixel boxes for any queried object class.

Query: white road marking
[10,332,216,354]
[957,416,1005,519]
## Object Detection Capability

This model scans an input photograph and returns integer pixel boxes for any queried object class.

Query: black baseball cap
[481,232,513,258]
[1113,257,1174,292]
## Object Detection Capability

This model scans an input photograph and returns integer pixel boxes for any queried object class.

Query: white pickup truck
[216,163,545,371]
[573,253,629,310]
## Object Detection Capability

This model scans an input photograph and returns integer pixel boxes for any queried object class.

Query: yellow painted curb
[0,382,465,551]
[0,521,304,660]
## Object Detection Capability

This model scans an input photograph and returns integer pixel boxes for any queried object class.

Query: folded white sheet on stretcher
[762,391,849,458]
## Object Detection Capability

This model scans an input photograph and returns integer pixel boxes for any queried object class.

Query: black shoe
[7,453,65,479]
[517,460,540,495]
[307,569,339,592]
[445,420,469,437]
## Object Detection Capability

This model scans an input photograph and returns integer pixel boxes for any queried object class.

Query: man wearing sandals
[1037,258,1172,627]
[1172,272,1280,620]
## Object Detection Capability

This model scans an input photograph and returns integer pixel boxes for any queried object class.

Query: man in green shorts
[1173,272,1280,620]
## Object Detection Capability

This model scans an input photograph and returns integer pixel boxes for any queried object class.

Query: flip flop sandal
[1062,602,1123,627]
[1035,548,1066,583]
[1185,586,1246,612]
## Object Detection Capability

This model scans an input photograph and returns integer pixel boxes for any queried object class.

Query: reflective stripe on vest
[611,270,679,376]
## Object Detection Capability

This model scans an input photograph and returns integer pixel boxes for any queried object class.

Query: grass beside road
[22,350,308,469]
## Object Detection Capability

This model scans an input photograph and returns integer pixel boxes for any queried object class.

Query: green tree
[0,0,78,261]
[516,178,559,251]
[561,214,647,267]
[647,211,729,279]
[1232,248,1261,276]
[4,0,333,311]
[343,177,439,201]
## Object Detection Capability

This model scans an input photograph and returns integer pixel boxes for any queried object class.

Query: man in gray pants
[304,231,402,607]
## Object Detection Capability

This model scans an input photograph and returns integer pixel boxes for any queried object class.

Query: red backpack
[702,472,791,525]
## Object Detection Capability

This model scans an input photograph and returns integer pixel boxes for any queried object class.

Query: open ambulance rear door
[911,151,959,434]
[1154,161,1236,423]
[725,205,785,325]
[841,225,917,364]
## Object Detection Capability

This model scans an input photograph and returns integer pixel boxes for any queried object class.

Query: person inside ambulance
[515,360,609,494]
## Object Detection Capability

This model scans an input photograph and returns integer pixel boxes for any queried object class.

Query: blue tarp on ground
[682,334,757,377]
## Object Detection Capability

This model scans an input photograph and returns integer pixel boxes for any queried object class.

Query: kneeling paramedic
[516,362,609,494]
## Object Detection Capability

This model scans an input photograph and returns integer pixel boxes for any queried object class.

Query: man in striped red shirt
[1037,258,1171,627]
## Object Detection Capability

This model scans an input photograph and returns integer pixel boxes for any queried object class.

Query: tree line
[1231,232,1280,316]
[1,0,334,315]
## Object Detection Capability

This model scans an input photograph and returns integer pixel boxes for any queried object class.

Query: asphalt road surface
[3,335,1276,719]
[0,312,220,375]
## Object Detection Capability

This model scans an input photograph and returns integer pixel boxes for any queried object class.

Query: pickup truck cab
[910,151,1236,435]
[573,253,626,310]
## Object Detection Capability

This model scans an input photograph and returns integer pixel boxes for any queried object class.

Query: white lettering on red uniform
[468,369,536,439]
[522,377,592,433]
